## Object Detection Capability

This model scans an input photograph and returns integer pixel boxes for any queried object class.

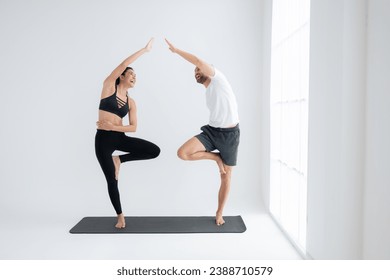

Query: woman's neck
[117,84,129,96]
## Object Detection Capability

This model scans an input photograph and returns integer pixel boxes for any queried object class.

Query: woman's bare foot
[112,156,121,180]
[115,214,126,229]
[216,212,225,226]
[216,155,226,174]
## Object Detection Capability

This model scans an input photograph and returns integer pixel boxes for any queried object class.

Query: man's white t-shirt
[205,68,239,128]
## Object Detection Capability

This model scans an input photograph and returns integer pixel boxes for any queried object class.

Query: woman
[95,38,160,229]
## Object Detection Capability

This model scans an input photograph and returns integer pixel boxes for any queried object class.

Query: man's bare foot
[113,156,121,180]
[115,214,126,229]
[216,212,225,226]
[216,156,226,174]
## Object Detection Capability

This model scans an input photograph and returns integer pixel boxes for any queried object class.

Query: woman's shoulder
[100,83,116,99]
[128,97,137,109]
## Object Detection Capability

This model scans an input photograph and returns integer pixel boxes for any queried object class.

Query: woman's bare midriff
[98,110,123,126]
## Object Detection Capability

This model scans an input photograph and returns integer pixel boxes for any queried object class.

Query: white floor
[0,211,301,260]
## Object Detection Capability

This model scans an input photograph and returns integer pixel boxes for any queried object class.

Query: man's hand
[165,38,177,53]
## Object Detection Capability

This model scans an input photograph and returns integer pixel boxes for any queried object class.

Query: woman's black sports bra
[99,87,129,118]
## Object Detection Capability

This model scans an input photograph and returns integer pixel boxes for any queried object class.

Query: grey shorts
[195,124,240,166]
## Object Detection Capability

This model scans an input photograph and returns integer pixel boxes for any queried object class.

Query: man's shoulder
[212,68,230,85]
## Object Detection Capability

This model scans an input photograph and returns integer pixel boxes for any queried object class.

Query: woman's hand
[96,120,114,131]
[144,38,154,52]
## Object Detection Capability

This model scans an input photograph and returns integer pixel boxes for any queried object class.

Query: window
[269,0,310,252]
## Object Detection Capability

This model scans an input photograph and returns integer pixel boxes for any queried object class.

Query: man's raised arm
[165,38,215,77]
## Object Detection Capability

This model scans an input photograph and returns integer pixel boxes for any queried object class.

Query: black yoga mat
[69,216,246,234]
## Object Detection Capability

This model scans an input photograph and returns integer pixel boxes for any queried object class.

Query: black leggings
[95,130,160,214]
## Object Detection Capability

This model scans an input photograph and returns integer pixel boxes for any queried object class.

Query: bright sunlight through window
[270,0,310,253]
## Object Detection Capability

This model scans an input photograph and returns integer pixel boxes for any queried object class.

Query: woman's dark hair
[115,67,133,86]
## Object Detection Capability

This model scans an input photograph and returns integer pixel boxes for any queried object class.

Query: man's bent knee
[177,147,189,160]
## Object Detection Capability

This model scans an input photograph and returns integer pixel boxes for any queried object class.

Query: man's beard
[196,74,207,84]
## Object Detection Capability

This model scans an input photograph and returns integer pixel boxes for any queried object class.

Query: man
[165,39,240,226]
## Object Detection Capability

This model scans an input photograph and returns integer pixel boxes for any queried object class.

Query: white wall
[0,0,264,223]
[306,0,367,259]
[363,0,390,259]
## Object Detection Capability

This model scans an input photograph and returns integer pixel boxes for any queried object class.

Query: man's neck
[203,78,211,88]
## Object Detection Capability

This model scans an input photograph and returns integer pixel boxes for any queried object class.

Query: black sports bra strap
[116,97,126,105]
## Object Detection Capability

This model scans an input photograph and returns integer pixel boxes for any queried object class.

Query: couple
[95,38,240,229]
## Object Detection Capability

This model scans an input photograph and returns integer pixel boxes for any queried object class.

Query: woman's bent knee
[153,146,161,158]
